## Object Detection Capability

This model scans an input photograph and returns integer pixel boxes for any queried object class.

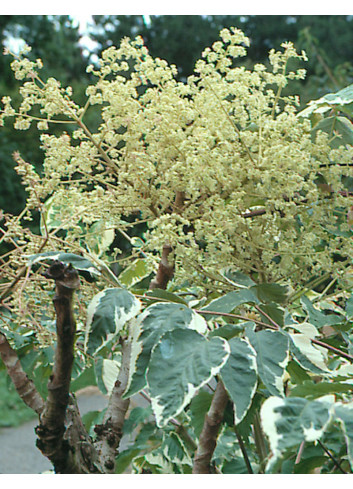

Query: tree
[1,27,353,474]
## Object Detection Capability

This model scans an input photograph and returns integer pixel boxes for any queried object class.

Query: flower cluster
[2,27,353,292]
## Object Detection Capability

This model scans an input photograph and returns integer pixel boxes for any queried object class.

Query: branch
[0,331,44,414]
[63,394,104,473]
[192,380,229,474]
[35,261,82,473]
[94,337,132,473]
[149,243,174,290]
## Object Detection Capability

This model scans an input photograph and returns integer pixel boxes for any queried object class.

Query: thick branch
[192,380,229,474]
[0,331,44,414]
[35,261,81,473]
[94,337,132,473]
[149,243,174,290]
[62,394,104,473]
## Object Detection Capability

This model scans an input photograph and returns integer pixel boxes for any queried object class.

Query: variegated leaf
[124,302,207,398]
[147,328,230,427]
[261,395,334,472]
[84,287,141,355]
[246,328,289,397]
[220,337,257,424]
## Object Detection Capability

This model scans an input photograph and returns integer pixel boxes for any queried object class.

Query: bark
[93,337,132,473]
[0,332,44,414]
[149,243,174,290]
[35,261,86,473]
[63,394,104,473]
[192,381,229,474]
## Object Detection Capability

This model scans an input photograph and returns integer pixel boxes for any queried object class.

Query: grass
[0,369,36,427]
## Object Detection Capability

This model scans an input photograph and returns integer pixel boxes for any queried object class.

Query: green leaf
[257,303,284,326]
[162,432,192,466]
[334,402,353,471]
[289,380,353,399]
[188,390,213,437]
[123,406,153,436]
[124,302,207,397]
[115,448,141,474]
[261,395,334,472]
[201,288,259,318]
[293,456,328,474]
[298,83,353,119]
[141,451,173,473]
[213,426,238,461]
[286,360,311,385]
[222,458,249,474]
[312,116,353,148]
[250,283,288,304]
[27,251,101,277]
[144,289,188,305]
[345,295,353,319]
[220,337,257,424]
[70,366,97,393]
[147,328,230,427]
[82,409,106,438]
[84,288,141,355]
[209,322,252,340]
[289,333,329,374]
[220,268,256,288]
[118,259,152,288]
[246,329,289,397]
[301,295,343,327]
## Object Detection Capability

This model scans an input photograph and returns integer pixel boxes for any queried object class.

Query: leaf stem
[234,426,254,473]
[252,411,268,472]
[317,439,347,474]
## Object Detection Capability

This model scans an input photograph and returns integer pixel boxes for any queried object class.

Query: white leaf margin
[261,395,335,472]
[84,288,141,353]
[150,335,230,427]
